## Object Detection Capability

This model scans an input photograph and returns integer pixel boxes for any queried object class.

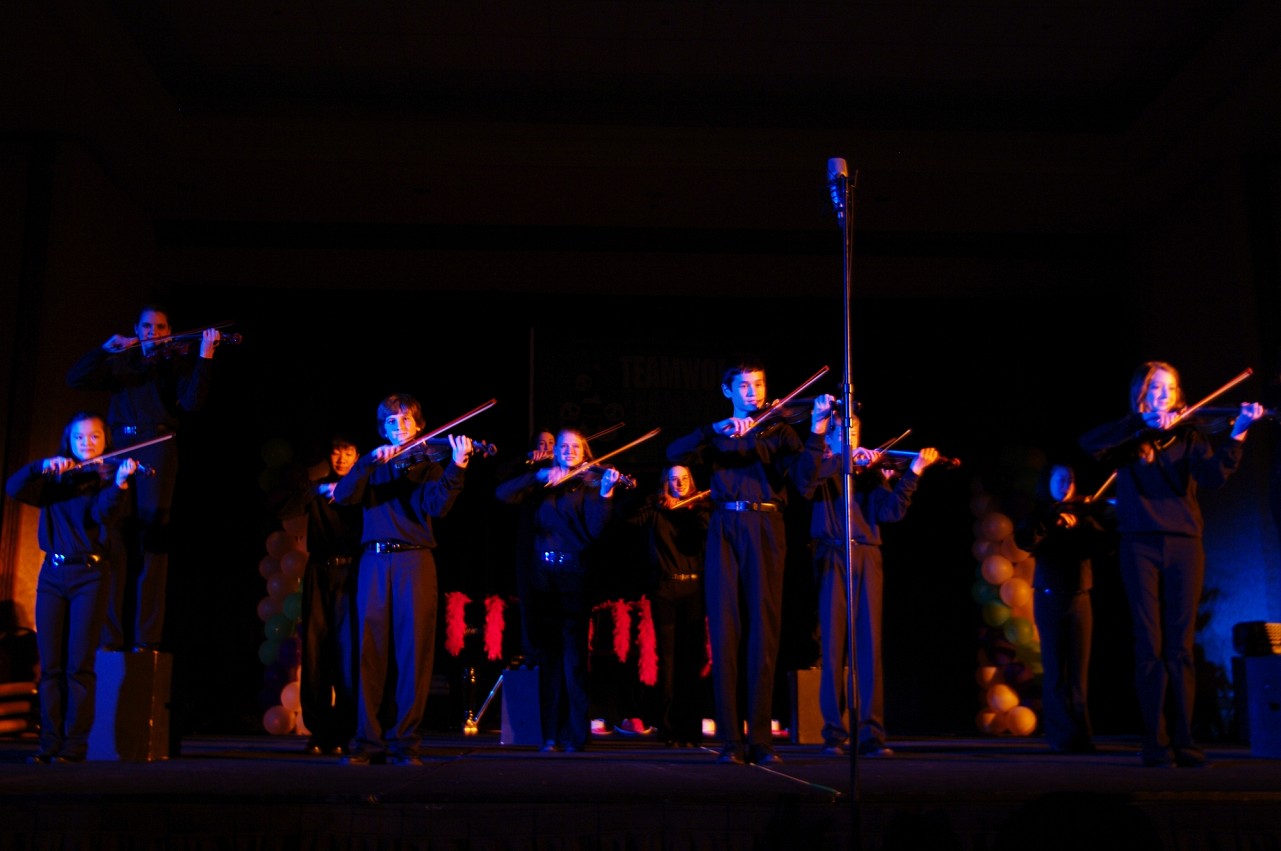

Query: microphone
[827,157,848,218]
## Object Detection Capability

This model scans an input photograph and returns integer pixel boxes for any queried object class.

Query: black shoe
[749,746,782,765]
[131,643,161,652]
[857,741,894,757]
[1174,749,1210,769]
[717,744,744,765]
[821,742,849,756]
[328,744,349,756]
[539,740,559,753]
[393,755,423,766]
[1141,751,1173,768]
[343,751,385,765]
[304,741,324,756]
[26,753,55,765]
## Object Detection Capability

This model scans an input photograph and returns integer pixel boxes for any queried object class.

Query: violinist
[1012,463,1116,755]
[793,398,942,759]
[6,412,139,763]
[494,427,624,753]
[665,358,819,766]
[1079,361,1264,768]
[331,393,475,765]
[66,304,226,653]
[269,434,364,757]
[495,428,558,665]
[623,465,713,747]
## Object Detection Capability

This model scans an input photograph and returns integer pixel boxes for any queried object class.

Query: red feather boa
[636,596,657,686]
[444,591,470,656]
[483,595,505,661]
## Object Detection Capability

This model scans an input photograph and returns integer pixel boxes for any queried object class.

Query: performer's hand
[318,483,337,501]
[199,328,221,359]
[713,417,754,438]
[372,445,399,464]
[811,394,836,433]
[103,334,136,353]
[114,458,138,488]
[910,447,940,475]
[450,434,473,467]
[599,467,622,497]
[42,456,77,476]
[1231,402,1265,440]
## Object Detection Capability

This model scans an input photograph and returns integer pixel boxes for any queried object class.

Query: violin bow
[1170,368,1253,428]
[550,427,662,487]
[745,365,831,434]
[585,422,625,443]
[61,433,175,474]
[387,398,498,461]
[669,489,711,509]
[1089,471,1117,503]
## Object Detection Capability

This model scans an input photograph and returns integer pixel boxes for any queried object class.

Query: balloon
[1003,616,1036,646]
[982,600,1011,627]
[265,531,294,559]
[259,639,282,667]
[969,493,996,518]
[999,577,1033,608]
[282,591,303,621]
[266,612,296,641]
[280,550,308,581]
[975,666,999,688]
[971,579,999,606]
[981,554,1014,585]
[979,512,1013,542]
[268,572,301,601]
[1005,705,1037,736]
[259,555,281,579]
[263,705,295,735]
[976,709,1006,735]
[278,636,302,668]
[971,538,998,561]
[257,596,281,622]
[999,536,1031,563]
[987,683,1018,713]
[280,680,301,712]
[1002,661,1033,685]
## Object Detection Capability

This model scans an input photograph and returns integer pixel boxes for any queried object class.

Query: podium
[88,649,172,761]
[789,668,829,745]
[500,667,542,745]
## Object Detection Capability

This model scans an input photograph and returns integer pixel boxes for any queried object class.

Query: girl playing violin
[5,412,139,763]
[494,427,624,753]
[1079,361,1263,768]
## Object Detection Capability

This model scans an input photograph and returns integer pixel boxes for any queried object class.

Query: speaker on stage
[88,649,172,761]
[500,666,541,745]
[789,667,831,745]
[1241,655,1281,759]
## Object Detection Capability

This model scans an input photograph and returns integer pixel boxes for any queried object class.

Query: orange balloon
[1005,705,1037,736]
[262,705,295,735]
[987,683,1018,713]
[258,555,281,579]
[265,531,293,559]
[976,709,1007,735]
[280,680,301,712]
[974,666,999,688]
[971,538,998,561]
[981,554,1014,585]
[280,550,308,581]
[1000,577,1033,609]
[979,512,1013,542]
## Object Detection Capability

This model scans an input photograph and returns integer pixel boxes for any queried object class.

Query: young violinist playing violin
[494,427,624,753]
[1013,462,1117,755]
[331,393,476,765]
[6,412,140,763]
[65,304,226,654]
[624,465,713,747]
[1079,361,1263,768]
[794,398,942,758]
[665,358,822,766]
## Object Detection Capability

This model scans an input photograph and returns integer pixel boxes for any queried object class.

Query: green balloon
[982,601,1011,627]
[266,612,295,641]
[258,638,282,666]
[971,579,999,605]
[1004,616,1035,646]
[282,591,303,621]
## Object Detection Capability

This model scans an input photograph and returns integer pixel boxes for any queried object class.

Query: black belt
[716,501,779,512]
[49,553,104,567]
[365,541,426,554]
[539,551,580,566]
[326,556,356,567]
[115,424,171,438]
[670,573,701,581]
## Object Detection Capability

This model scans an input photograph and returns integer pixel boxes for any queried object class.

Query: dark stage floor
[2,732,1280,850]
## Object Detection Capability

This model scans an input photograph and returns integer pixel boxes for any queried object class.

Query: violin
[45,434,173,480]
[548,427,660,489]
[668,489,711,509]
[743,366,831,437]
[567,463,637,490]
[862,449,962,470]
[124,322,244,363]
[1168,405,1281,434]
[395,437,499,467]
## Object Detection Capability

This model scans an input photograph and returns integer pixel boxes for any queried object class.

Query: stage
[2,733,1279,850]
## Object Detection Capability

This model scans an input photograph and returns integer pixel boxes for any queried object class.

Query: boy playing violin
[6,412,140,763]
[331,393,475,765]
[665,358,825,766]
[793,398,942,758]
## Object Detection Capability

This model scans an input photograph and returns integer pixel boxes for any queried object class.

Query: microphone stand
[832,161,862,820]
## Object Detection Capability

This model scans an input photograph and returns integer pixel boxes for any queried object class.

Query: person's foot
[749,745,783,765]
[393,754,423,766]
[1140,749,1173,768]
[304,740,324,756]
[131,643,161,652]
[716,744,744,765]
[821,742,849,756]
[26,753,55,765]
[1174,749,1210,768]
[343,751,384,765]
[858,741,894,757]
[540,740,559,753]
